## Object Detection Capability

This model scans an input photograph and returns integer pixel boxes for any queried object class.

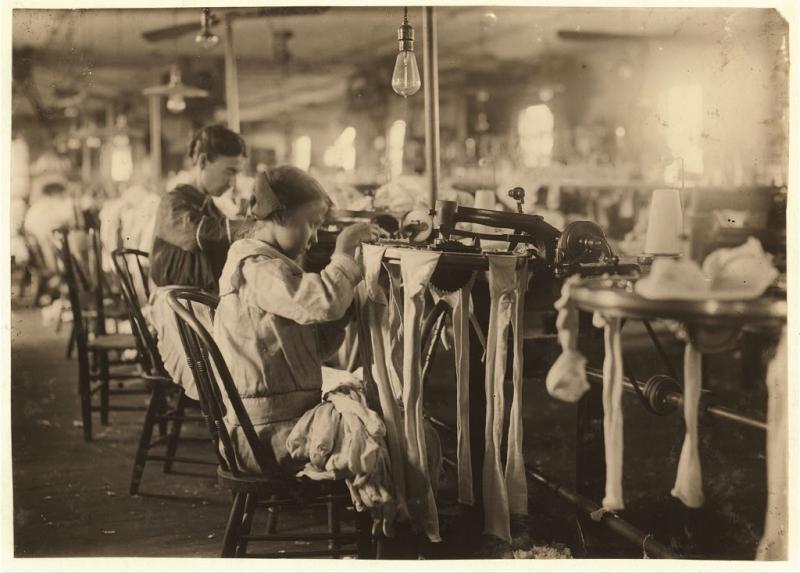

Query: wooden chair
[58,228,129,360]
[166,287,378,558]
[111,248,216,495]
[17,231,56,307]
[56,228,145,441]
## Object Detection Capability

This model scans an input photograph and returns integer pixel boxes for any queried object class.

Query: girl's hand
[335,223,382,257]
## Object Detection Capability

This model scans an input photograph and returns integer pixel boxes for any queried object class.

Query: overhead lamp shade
[644,189,683,256]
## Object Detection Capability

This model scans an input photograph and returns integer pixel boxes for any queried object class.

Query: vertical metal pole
[224,15,241,133]
[423,6,440,208]
[148,95,162,190]
[81,129,91,184]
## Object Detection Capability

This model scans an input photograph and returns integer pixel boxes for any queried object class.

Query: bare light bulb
[391,8,421,98]
[195,29,219,49]
[392,51,421,98]
[195,9,219,49]
[166,94,186,113]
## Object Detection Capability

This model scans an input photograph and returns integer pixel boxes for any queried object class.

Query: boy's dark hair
[188,124,247,164]
[41,181,66,196]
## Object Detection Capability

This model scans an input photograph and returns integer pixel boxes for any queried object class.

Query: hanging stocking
[757,328,788,560]
[593,312,625,511]
[400,251,443,542]
[482,255,529,541]
[430,274,477,505]
[670,342,705,508]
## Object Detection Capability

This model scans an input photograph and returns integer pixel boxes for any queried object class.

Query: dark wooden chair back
[56,228,92,375]
[165,287,282,481]
[111,248,166,378]
[22,231,52,276]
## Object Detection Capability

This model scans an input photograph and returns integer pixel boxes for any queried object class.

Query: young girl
[213,166,381,473]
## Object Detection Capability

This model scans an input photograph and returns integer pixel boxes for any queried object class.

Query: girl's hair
[188,124,247,164]
[250,166,332,223]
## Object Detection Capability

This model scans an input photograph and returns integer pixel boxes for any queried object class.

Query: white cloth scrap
[546,276,590,403]
[287,383,397,537]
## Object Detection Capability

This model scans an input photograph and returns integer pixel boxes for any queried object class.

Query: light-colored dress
[213,238,362,473]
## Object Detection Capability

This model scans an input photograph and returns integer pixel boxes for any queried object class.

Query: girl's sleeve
[242,253,362,324]
[315,303,355,360]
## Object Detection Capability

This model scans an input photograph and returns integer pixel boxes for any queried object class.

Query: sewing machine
[304,187,637,301]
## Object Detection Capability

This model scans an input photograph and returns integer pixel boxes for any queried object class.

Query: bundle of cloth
[286,367,397,537]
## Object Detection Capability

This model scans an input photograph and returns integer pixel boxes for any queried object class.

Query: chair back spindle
[166,288,284,482]
[111,249,165,378]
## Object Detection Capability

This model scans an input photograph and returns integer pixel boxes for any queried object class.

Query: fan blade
[231,6,329,19]
[557,29,647,41]
[141,21,204,43]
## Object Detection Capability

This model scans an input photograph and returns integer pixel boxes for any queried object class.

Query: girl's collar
[237,238,302,271]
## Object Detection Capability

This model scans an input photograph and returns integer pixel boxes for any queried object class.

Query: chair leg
[99,351,110,426]
[355,508,376,559]
[265,495,279,534]
[129,384,164,495]
[235,493,257,557]
[78,351,93,442]
[221,492,247,558]
[163,391,186,474]
[327,499,341,556]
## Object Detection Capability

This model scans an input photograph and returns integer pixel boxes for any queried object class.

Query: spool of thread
[474,189,496,210]
[644,189,683,256]
[473,189,496,235]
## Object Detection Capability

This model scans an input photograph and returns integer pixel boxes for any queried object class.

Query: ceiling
[12,5,781,125]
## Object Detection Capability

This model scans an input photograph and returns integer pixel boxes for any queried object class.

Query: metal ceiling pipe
[422,6,440,209]
[224,14,241,132]
[148,95,161,188]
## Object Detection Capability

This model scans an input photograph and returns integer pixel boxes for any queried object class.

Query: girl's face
[270,200,329,260]
[198,154,244,197]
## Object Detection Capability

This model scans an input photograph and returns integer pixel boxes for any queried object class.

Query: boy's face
[199,154,243,196]
[274,200,329,260]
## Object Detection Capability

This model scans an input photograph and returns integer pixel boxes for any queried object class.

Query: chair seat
[217,466,348,500]
[87,332,137,351]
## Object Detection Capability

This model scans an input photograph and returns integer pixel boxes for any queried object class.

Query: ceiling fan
[141,7,329,43]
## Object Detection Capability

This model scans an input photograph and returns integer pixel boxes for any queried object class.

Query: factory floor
[9,305,772,560]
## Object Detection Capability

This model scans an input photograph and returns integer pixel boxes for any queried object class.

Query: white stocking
[757,329,788,560]
[431,275,476,505]
[671,343,705,508]
[358,244,409,521]
[593,313,625,511]
[482,255,529,541]
[400,251,442,542]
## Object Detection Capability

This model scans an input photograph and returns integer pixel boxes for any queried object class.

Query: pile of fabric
[287,369,397,537]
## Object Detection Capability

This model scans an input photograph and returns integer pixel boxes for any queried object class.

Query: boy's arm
[154,190,250,252]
